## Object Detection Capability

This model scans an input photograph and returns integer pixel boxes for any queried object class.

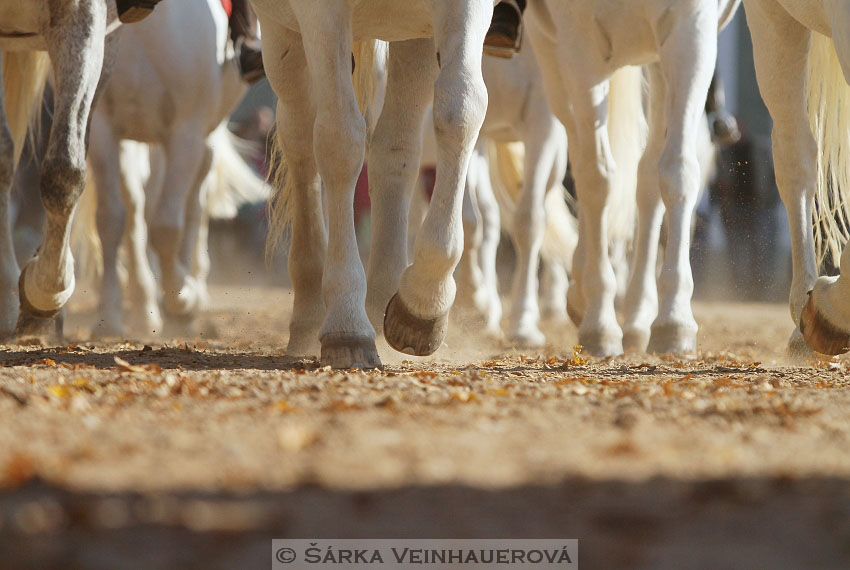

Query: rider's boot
[484,0,526,58]
[231,0,265,83]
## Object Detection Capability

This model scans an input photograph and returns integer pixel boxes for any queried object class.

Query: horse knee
[314,108,366,190]
[658,151,699,208]
[432,73,487,150]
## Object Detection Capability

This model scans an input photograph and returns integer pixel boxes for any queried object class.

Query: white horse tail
[807,32,850,268]
[71,169,103,285]
[205,123,268,219]
[487,140,577,271]
[266,39,387,263]
[2,51,51,165]
[606,65,647,246]
[487,140,524,233]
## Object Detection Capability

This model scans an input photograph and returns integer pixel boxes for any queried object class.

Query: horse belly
[351,1,433,42]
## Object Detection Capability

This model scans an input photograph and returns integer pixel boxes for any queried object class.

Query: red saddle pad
[221,0,232,17]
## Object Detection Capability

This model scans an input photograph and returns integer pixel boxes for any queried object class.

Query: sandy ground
[1,285,850,569]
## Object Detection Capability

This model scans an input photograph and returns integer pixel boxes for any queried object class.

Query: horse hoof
[320,333,382,369]
[506,327,546,348]
[15,272,63,343]
[647,322,698,356]
[578,327,623,357]
[800,293,850,355]
[786,327,814,361]
[287,331,321,357]
[622,327,650,353]
[383,293,448,356]
[14,309,63,344]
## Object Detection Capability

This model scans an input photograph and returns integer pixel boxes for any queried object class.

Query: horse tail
[807,32,850,268]
[606,65,647,247]
[205,123,268,219]
[265,39,388,264]
[487,136,577,272]
[2,51,51,165]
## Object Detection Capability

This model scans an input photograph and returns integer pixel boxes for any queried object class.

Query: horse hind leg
[384,1,491,356]
[88,113,127,337]
[17,2,111,341]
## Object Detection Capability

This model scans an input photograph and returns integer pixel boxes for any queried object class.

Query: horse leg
[561,79,623,356]
[476,149,503,335]
[16,1,111,340]
[119,141,162,335]
[455,142,501,334]
[743,0,816,357]
[287,4,379,368]
[540,257,569,323]
[505,116,560,347]
[622,63,665,352]
[262,23,326,358]
[179,143,213,313]
[365,38,438,333]
[383,0,491,355]
[0,59,21,336]
[646,11,717,355]
[89,113,126,337]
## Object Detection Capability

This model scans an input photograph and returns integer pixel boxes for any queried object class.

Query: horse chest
[775,0,830,36]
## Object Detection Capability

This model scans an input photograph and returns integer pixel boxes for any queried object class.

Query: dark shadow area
[0,347,315,372]
[1,477,848,569]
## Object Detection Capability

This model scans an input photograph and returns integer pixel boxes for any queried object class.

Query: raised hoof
[320,333,382,369]
[647,322,698,356]
[786,327,815,361]
[622,328,650,353]
[578,328,623,357]
[383,294,448,356]
[800,293,850,356]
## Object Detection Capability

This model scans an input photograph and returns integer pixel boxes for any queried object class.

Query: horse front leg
[16,1,111,340]
[286,3,378,368]
[646,9,717,356]
[383,0,491,355]
[365,38,439,334]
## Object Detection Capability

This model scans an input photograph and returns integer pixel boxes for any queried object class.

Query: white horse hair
[1,0,119,340]
[82,0,264,337]
[526,0,741,356]
[258,0,495,368]
[741,1,850,356]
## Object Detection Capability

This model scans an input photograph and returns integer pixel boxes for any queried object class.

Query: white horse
[742,2,850,356]
[85,0,263,336]
[1,0,119,340]
[526,0,741,356]
[258,1,495,368]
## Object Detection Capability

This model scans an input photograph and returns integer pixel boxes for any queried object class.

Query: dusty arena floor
[1,285,850,569]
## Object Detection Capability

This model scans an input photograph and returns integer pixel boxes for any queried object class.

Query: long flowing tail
[606,65,648,247]
[2,52,51,166]
[265,39,388,263]
[205,123,268,219]
[807,32,850,268]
